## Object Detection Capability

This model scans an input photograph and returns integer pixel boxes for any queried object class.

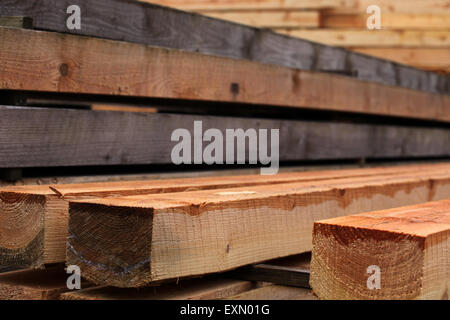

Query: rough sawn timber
[1,106,450,168]
[67,171,450,287]
[311,200,449,300]
[0,0,447,94]
[3,163,449,267]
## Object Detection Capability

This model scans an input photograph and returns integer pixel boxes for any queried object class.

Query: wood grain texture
[348,48,450,74]
[321,13,450,30]
[0,28,449,122]
[0,266,19,274]
[0,106,450,168]
[0,16,33,28]
[226,285,317,300]
[311,200,450,300]
[53,164,450,199]
[0,266,89,300]
[279,30,450,48]
[152,0,450,13]
[1,106,449,169]
[148,0,353,10]
[67,170,450,287]
[3,163,449,267]
[0,0,447,95]
[199,10,321,28]
[61,277,256,300]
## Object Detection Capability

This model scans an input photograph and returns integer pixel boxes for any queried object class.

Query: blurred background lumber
[151,0,450,74]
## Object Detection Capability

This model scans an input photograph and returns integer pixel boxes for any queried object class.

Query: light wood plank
[311,200,450,300]
[356,0,450,14]
[200,10,321,28]
[228,253,311,287]
[3,164,449,267]
[226,285,317,300]
[278,29,450,47]
[67,170,450,287]
[3,106,449,169]
[62,277,255,300]
[0,16,32,28]
[2,162,396,187]
[1,28,449,122]
[322,13,450,30]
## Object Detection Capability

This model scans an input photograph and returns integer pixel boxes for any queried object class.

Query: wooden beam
[326,0,450,14]
[151,0,450,14]
[311,200,449,300]
[353,0,450,14]
[3,163,449,267]
[321,13,450,30]
[146,0,354,11]
[0,266,18,274]
[278,29,450,48]
[1,29,449,122]
[1,106,450,169]
[61,277,256,300]
[0,16,32,28]
[67,170,450,287]
[90,105,158,113]
[199,10,321,28]
[3,162,400,187]
[0,266,89,300]
[0,0,447,95]
[348,48,450,74]
[226,285,317,300]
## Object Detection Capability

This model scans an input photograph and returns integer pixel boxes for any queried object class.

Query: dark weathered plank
[0,106,449,168]
[0,0,447,94]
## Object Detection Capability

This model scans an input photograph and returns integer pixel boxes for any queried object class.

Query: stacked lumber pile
[0,0,448,300]
[152,0,450,73]
[0,164,449,299]
[0,253,315,300]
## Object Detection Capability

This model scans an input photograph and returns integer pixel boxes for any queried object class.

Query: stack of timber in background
[0,164,449,299]
[1,0,448,94]
[0,0,449,300]
[311,200,449,300]
[151,0,450,74]
[0,24,449,168]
